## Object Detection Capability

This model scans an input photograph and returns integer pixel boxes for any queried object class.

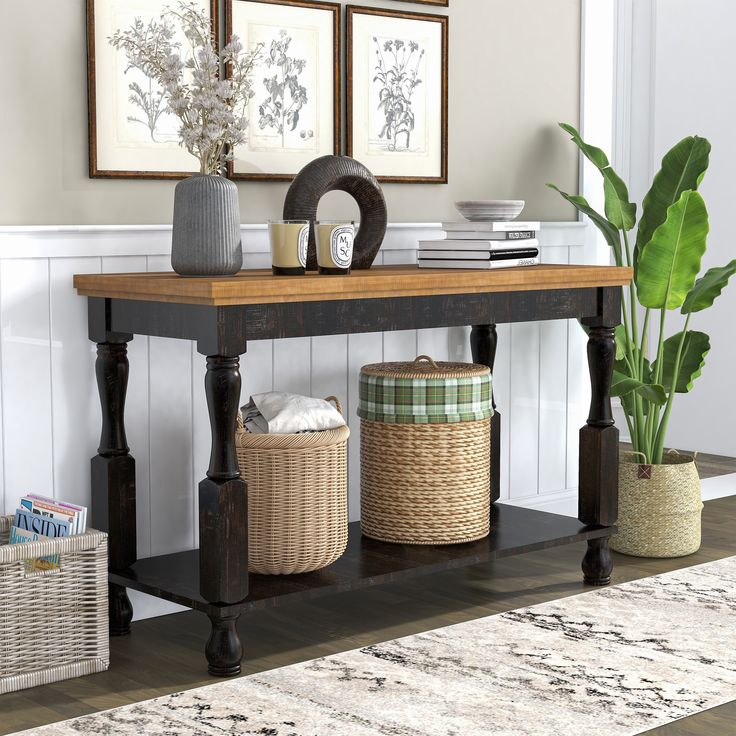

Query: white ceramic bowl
[455,199,525,222]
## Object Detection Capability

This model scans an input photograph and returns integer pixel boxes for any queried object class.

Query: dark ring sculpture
[283,155,388,270]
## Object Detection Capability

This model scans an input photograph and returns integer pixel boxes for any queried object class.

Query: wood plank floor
[2,453,735,735]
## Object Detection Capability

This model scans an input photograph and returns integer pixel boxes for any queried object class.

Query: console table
[74,264,631,677]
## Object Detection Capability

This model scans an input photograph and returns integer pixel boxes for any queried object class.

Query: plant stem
[619,285,638,381]
[622,230,639,350]
[622,353,639,382]
[642,305,668,453]
[616,277,648,457]
[616,228,652,457]
[639,308,651,376]
[652,313,691,462]
[633,397,648,460]
[633,306,651,462]
[623,408,636,447]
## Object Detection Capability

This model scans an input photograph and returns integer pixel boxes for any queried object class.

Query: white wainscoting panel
[0,221,590,617]
[102,255,153,557]
[538,247,571,496]
[1,259,55,501]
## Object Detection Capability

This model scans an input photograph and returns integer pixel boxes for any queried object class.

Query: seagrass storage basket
[235,396,350,574]
[0,516,109,694]
[612,451,702,558]
[359,356,493,545]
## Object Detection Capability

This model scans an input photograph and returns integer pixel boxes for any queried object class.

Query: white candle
[269,220,309,275]
[316,222,355,274]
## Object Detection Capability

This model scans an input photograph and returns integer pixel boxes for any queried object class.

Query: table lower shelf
[109,503,613,618]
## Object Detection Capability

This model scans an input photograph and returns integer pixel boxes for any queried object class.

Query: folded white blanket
[240,392,346,434]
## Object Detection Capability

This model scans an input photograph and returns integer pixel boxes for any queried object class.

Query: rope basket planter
[359,356,493,545]
[0,516,109,694]
[235,396,349,575]
[611,451,702,558]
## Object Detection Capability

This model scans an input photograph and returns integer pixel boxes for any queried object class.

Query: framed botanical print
[226,0,341,181]
[87,0,217,178]
[347,5,448,184]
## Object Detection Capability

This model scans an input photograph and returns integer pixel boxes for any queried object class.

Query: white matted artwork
[347,5,447,183]
[227,0,341,181]
[87,0,216,178]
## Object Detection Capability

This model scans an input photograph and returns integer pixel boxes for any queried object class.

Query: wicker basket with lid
[358,355,493,545]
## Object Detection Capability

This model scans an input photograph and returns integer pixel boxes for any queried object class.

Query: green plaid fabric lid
[358,355,493,424]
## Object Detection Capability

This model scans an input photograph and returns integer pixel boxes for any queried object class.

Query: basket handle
[413,355,439,369]
[325,396,343,416]
[665,448,698,463]
[236,412,244,430]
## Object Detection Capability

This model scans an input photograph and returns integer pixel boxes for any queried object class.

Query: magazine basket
[359,356,493,545]
[235,396,349,575]
[0,516,109,694]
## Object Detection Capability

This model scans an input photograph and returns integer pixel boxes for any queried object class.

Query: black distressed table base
[87,285,621,676]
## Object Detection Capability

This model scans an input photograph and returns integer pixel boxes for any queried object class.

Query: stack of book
[9,494,87,572]
[417,221,540,269]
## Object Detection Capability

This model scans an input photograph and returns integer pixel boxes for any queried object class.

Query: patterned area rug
[15,556,736,736]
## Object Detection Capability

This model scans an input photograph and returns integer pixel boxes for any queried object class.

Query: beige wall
[0,0,580,225]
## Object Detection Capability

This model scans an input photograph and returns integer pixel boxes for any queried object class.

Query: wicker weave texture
[611,452,702,558]
[360,418,491,545]
[360,356,490,380]
[235,399,349,575]
[0,516,109,695]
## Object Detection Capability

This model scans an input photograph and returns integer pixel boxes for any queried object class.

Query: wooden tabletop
[74,264,633,306]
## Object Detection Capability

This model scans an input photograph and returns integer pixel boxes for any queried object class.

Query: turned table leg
[206,612,243,677]
[91,339,137,635]
[471,324,501,503]
[199,354,248,676]
[578,323,619,586]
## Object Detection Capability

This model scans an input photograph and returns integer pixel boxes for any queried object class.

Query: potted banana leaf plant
[550,123,736,557]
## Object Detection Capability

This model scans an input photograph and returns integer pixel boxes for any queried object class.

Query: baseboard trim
[504,489,579,518]
[701,473,736,502]
[130,590,188,622]
[503,473,736,518]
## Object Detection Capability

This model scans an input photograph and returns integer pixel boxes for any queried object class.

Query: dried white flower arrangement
[109,1,263,175]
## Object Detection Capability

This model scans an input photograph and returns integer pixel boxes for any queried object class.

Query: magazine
[9,494,86,572]
[9,522,63,572]
[19,495,86,534]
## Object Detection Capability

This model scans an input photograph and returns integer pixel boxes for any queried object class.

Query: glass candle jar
[268,220,309,275]
[315,221,355,275]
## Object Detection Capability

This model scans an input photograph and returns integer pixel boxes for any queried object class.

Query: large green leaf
[603,171,637,232]
[547,184,623,265]
[619,392,636,418]
[619,390,656,419]
[615,324,630,361]
[614,357,660,418]
[559,122,609,168]
[559,123,636,231]
[615,355,653,378]
[637,190,709,309]
[611,370,667,404]
[681,259,736,314]
[652,330,710,393]
[634,136,711,271]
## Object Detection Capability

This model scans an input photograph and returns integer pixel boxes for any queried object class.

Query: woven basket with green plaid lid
[358,355,493,425]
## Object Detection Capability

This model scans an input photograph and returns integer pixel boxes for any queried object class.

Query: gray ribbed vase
[171,174,242,276]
